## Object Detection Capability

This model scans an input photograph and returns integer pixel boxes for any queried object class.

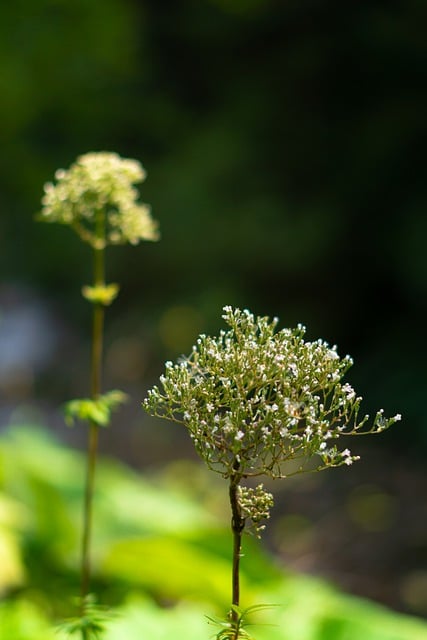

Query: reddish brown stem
[229,468,245,632]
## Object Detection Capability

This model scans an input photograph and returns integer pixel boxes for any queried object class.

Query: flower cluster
[143,306,401,481]
[237,484,274,538]
[40,152,159,248]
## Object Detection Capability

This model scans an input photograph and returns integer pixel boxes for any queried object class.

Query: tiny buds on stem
[238,484,274,538]
[82,283,120,306]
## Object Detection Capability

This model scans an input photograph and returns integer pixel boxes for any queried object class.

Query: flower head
[143,307,400,479]
[40,151,159,248]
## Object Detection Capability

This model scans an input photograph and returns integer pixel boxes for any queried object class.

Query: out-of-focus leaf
[64,390,128,427]
[0,528,26,592]
[0,599,58,640]
[103,535,236,605]
[261,576,427,640]
[0,426,427,640]
[104,596,209,640]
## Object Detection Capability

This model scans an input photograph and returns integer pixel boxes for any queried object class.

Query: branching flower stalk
[40,152,159,638]
[143,306,401,639]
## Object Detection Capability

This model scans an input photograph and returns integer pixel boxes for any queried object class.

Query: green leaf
[57,595,115,639]
[64,390,128,427]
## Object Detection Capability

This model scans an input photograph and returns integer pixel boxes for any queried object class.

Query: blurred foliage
[0,425,426,639]
[0,0,425,452]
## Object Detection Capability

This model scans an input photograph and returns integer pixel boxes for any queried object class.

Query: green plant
[2,425,427,639]
[39,151,159,638]
[206,604,278,640]
[143,306,401,638]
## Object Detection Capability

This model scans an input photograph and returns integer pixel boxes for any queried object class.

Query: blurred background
[0,0,426,628]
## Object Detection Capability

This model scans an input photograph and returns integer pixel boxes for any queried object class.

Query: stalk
[80,242,105,633]
[229,468,245,634]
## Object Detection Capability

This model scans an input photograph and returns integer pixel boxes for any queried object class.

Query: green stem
[80,245,105,633]
[229,466,245,635]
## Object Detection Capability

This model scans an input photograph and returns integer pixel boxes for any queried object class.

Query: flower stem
[229,465,245,633]
[80,246,105,634]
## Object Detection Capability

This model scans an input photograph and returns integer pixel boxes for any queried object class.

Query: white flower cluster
[237,484,274,538]
[143,306,401,480]
[40,152,159,248]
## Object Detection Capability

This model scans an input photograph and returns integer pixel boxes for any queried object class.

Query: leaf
[64,390,128,427]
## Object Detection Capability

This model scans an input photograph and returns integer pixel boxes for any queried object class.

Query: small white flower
[342,383,356,400]
[287,363,298,377]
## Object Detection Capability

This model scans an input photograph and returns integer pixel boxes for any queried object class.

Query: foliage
[58,596,114,639]
[206,604,278,640]
[0,599,58,640]
[64,391,128,428]
[0,426,426,639]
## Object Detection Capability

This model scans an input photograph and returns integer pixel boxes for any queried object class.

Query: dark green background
[0,0,425,454]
